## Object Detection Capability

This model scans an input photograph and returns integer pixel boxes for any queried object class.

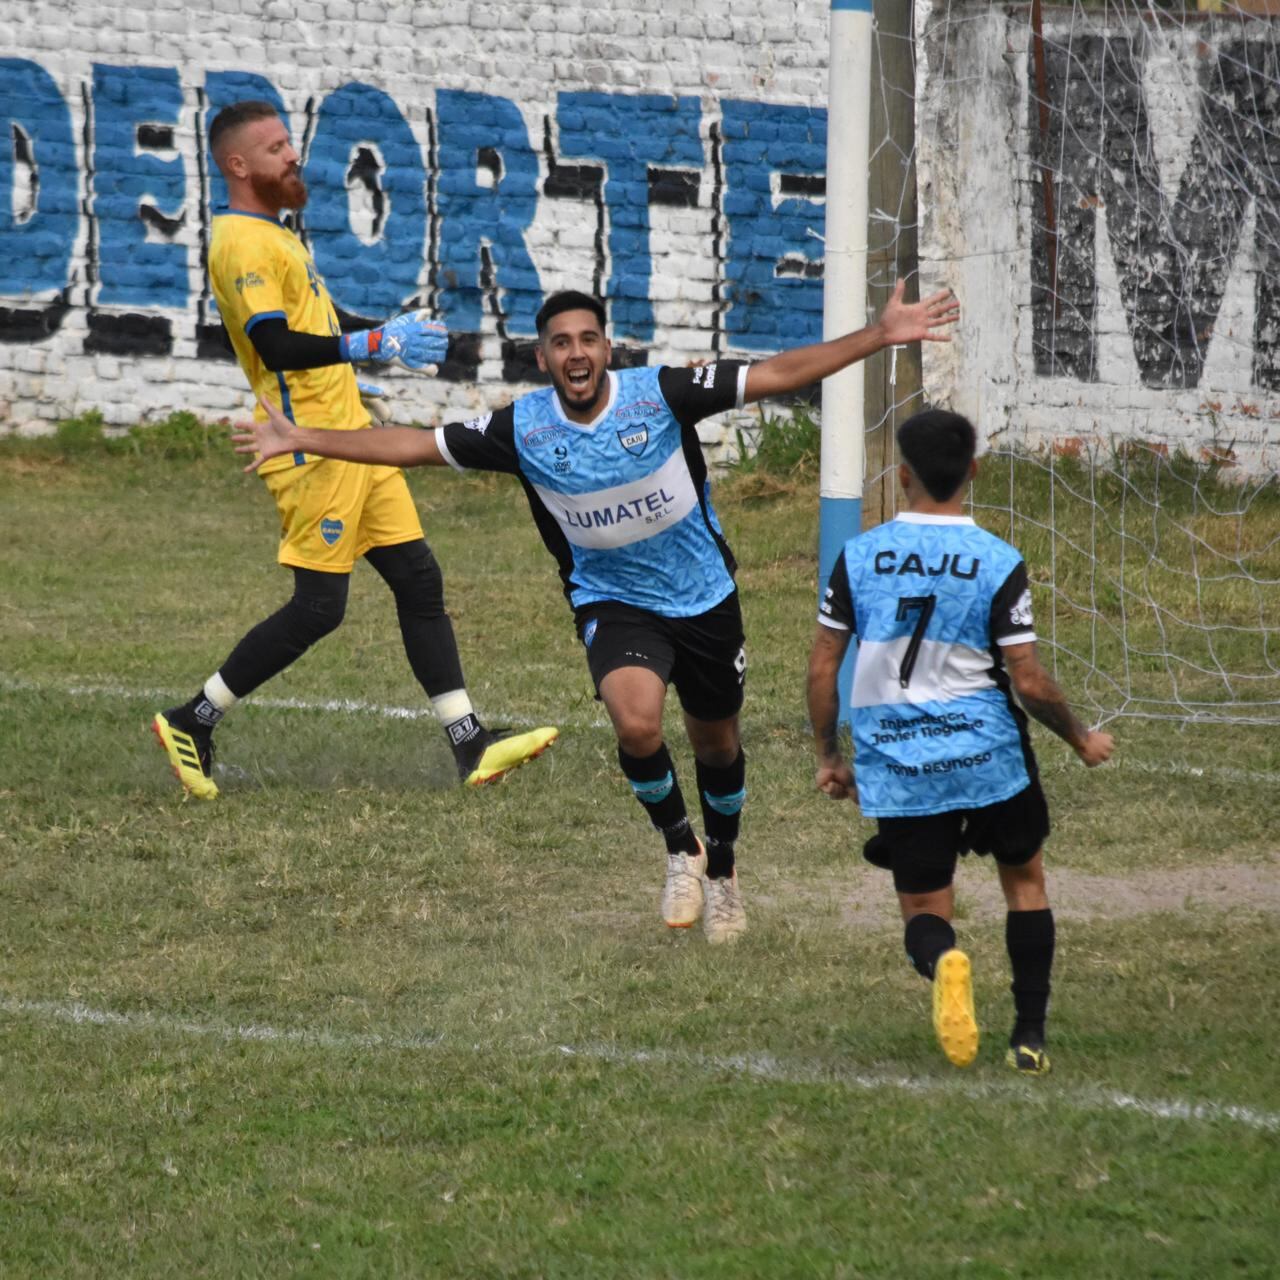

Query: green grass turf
[1,442,1278,1277]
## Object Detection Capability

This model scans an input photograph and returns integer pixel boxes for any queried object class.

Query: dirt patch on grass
[821,858,1280,928]
[743,858,1280,929]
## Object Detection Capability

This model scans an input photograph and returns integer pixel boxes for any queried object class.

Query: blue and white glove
[357,381,392,426]
[340,309,448,375]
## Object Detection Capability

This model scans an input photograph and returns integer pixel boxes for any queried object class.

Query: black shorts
[575,592,746,723]
[863,778,1051,895]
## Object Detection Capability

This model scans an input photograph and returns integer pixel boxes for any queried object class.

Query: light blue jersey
[437,363,748,617]
[819,513,1038,817]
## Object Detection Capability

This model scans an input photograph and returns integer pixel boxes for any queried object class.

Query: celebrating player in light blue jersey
[808,408,1113,1072]
[235,286,958,942]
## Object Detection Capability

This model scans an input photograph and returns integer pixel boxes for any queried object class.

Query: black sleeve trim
[438,403,520,474]
[248,317,345,372]
[989,561,1036,645]
[819,549,855,631]
[658,362,746,428]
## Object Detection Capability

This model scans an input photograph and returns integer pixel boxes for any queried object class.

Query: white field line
[3,995,1277,1136]
[0,672,612,732]
[3,671,1280,787]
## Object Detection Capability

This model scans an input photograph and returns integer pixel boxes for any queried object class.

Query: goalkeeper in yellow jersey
[151,100,556,799]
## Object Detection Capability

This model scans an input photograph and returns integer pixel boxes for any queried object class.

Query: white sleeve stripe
[735,364,748,409]
[996,630,1037,646]
[817,614,851,631]
[434,427,466,473]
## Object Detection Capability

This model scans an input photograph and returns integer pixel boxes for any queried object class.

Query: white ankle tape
[204,672,239,712]
[431,689,474,724]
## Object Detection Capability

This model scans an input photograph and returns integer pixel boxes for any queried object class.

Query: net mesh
[864,0,1280,724]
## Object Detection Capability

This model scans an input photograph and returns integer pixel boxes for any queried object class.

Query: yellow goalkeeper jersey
[209,211,369,476]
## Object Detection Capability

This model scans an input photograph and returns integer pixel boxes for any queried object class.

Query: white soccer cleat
[661,840,706,929]
[702,871,747,945]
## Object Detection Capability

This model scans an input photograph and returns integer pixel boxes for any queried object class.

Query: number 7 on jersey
[895,595,937,688]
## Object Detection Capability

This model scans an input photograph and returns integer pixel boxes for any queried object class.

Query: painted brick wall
[3,2,1279,476]
[0,0,832,452]
[917,4,1280,476]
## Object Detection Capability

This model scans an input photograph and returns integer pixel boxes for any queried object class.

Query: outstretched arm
[807,623,857,801]
[1002,642,1114,766]
[743,279,959,404]
[231,396,446,472]
[248,312,448,375]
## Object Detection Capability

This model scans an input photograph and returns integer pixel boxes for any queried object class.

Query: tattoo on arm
[1003,644,1087,747]
[1017,687,1085,745]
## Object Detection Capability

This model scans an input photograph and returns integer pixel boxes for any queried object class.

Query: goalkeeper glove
[340,309,448,374]
[357,381,392,426]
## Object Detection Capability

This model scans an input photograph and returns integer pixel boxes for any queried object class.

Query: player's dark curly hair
[536,291,606,336]
[896,408,977,501]
[209,100,281,158]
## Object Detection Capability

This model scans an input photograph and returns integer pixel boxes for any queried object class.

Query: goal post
[819,0,874,721]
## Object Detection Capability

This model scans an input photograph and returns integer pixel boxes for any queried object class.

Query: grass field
[2,431,1278,1277]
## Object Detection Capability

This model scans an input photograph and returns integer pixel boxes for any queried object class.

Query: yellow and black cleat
[151,712,218,800]
[464,726,558,786]
[1006,1043,1052,1076]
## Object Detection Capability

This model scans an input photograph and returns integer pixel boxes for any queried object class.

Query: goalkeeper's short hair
[896,408,978,502]
[209,100,282,159]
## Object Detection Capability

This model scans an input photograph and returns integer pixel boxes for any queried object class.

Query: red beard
[250,168,307,212]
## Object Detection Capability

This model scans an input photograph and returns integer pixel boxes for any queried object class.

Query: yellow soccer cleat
[932,948,979,1067]
[463,726,558,786]
[151,712,218,800]
[1006,1042,1052,1077]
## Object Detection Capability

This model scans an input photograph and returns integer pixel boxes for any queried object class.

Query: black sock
[696,752,745,879]
[618,744,698,855]
[704,838,735,879]
[168,693,219,735]
[447,713,488,770]
[660,817,699,855]
[1007,907,1055,1045]
[904,913,956,980]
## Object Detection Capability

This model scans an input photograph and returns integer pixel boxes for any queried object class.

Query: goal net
[870,0,1280,725]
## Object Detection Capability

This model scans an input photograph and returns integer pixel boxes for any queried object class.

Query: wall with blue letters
[0,0,832,439]
[8,2,1276,473]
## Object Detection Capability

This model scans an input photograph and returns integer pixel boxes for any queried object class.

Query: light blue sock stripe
[630,772,674,803]
[702,787,746,816]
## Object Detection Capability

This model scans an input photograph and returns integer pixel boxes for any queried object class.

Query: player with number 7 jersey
[819,512,1037,817]
[809,407,1114,1079]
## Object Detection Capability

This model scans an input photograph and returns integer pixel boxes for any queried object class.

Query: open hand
[341,310,448,375]
[357,380,392,426]
[877,279,960,346]
[230,396,297,472]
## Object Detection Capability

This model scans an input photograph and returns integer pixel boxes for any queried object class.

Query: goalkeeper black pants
[219,540,465,699]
